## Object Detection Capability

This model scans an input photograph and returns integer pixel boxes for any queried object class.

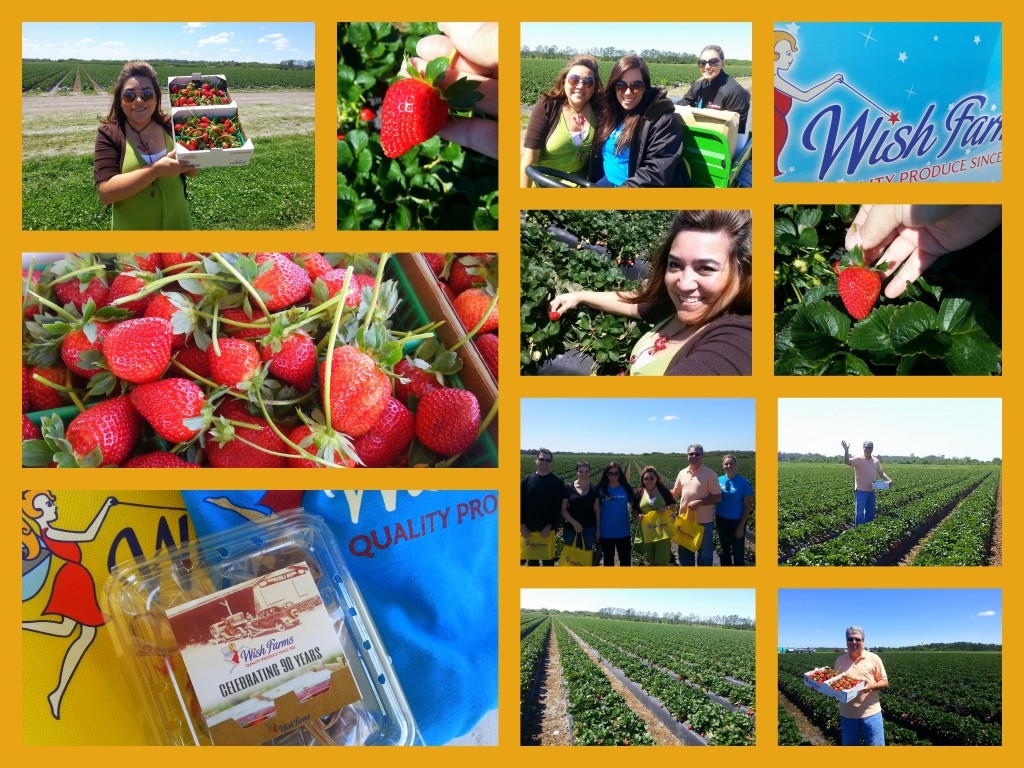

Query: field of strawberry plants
[22,60,314,93]
[778,651,1002,745]
[520,59,752,104]
[22,252,497,468]
[337,23,497,230]
[778,463,1000,565]
[774,204,1001,375]
[521,613,755,746]
[521,210,675,375]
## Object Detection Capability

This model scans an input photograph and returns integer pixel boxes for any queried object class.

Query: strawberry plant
[337,22,497,230]
[774,204,1001,375]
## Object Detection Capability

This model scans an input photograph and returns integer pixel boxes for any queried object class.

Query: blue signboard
[773,22,1002,182]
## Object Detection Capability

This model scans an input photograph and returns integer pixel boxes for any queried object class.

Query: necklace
[127,119,158,197]
[630,322,695,365]
[564,105,589,161]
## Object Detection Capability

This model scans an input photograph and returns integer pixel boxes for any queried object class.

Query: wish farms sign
[773,22,1002,183]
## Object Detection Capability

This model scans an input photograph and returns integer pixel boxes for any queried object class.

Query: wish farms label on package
[166,562,354,731]
[773,22,1002,182]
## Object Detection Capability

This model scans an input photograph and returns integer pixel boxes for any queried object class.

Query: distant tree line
[23,57,314,70]
[536,607,755,631]
[782,642,1001,652]
[778,453,1000,465]
[521,45,752,66]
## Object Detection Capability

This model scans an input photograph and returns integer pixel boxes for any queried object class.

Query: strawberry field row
[520,617,551,716]
[22,60,314,92]
[22,63,74,92]
[552,620,656,745]
[909,472,999,565]
[565,620,754,744]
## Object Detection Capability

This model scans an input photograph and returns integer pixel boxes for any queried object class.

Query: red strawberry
[103,317,174,384]
[422,252,448,276]
[28,365,71,411]
[379,56,482,158]
[261,330,316,391]
[360,107,376,121]
[118,253,162,272]
[548,311,561,321]
[285,424,356,468]
[23,415,41,441]
[208,338,262,391]
[219,306,271,339]
[318,270,376,307]
[836,249,888,321]
[53,275,109,311]
[107,271,151,316]
[252,252,311,311]
[415,388,480,457]
[447,254,493,296]
[205,399,287,469]
[144,292,192,348]
[64,396,142,466]
[129,378,206,443]
[160,252,203,270]
[22,361,31,412]
[393,357,443,404]
[294,252,333,280]
[122,452,200,468]
[173,341,212,379]
[319,346,390,438]
[453,287,498,335]
[474,333,499,382]
[352,396,415,467]
[61,321,112,379]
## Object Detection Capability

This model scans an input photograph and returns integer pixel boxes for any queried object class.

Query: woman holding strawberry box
[94,61,198,230]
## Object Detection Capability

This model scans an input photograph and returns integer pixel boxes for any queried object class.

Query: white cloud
[259,33,284,41]
[197,32,234,48]
[974,610,996,617]
[259,34,291,52]
[183,23,207,34]
[663,415,679,422]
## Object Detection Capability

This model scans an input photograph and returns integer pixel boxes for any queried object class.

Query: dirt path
[72,67,82,93]
[989,479,1002,565]
[522,626,571,745]
[779,691,831,746]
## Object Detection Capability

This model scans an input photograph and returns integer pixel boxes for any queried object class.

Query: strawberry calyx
[833,245,890,276]
[407,55,483,113]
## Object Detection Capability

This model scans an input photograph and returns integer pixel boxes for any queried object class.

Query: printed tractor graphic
[208,564,310,642]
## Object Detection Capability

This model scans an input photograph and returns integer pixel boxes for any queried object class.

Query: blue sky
[521,398,755,453]
[521,22,752,60]
[22,22,314,64]
[522,589,755,618]
[778,589,1002,647]
[778,399,1001,460]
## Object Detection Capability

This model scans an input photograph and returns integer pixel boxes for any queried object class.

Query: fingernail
[845,229,861,251]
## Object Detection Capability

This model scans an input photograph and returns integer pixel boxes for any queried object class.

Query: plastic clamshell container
[872,480,891,490]
[803,667,865,703]
[103,511,417,745]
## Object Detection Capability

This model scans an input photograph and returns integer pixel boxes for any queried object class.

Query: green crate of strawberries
[21,252,497,469]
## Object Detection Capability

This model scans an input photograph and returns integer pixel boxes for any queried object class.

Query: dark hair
[598,461,635,504]
[576,461,591,471]
[537,447,553,461]
[543,54,605,109]
[624,210,752,325]
[639,465,676,508]
[103,61,166,128]
[700,45,725,61]
[596,55,655,154]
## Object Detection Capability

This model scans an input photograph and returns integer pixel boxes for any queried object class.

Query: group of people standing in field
[520,446,753,566]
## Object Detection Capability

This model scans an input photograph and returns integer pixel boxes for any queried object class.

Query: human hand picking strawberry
[845,204,1001,298]
[398,21,498,159]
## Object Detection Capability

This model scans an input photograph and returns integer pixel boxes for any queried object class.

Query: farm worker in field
[589,55,690,187]
[635,466,676,565]
[562,461,601,564]
[679,45,750,134]
[549,209,752,375]
[521,448,569,566]
[773,30,844,177]
[672,444,722,566]
[521,55,604,187]
[842,440,892,525]
[716,454,753,566]
[845,205,1003,298]
[836,625,889,745]
[94,61,197,230]
[596,462,638,566]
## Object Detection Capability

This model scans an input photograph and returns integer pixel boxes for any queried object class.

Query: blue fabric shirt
[602,125,630,186]
[181,490,497,746]
[598,484,631,538]
[717,474,753,520]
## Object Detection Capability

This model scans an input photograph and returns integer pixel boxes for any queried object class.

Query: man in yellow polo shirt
[842,440,892,525]
[672,443,721,566]
[835,625,889,746]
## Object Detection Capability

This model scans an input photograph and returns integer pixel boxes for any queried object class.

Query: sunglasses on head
[613,80,645,94]
[567,74,595,88]
[122,89,156,104]
[698,58,722,68]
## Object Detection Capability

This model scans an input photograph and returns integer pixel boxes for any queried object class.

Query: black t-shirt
[520,472,568,531]
[565,482,599,529]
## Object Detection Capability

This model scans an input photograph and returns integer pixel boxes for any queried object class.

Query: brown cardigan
[94,116,186,193]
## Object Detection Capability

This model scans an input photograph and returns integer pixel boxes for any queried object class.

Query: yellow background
[10,3,1013,761]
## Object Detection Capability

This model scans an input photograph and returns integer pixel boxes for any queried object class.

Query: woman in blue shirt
[716,454,753,566]
[597,462,637,566]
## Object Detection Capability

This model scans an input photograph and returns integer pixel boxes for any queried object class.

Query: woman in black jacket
[590,55,689,187]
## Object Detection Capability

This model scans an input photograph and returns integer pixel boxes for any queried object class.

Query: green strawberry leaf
[424,56,449,86]
[817,352,874,375]
[788,302,851,361]
[945,328,1001,375]
[889,302,952,357]
[442,76,484,111]
[848,304,898,354]
[22,439,57,467]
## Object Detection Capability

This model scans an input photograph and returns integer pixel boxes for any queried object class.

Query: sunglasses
[537,457,552,463]
[698,58,722,68]
[613,80,645,94]
[688,452,703,457]
[567,74,595,88]
[608,470,620,475]
[846,637,863,642]
[122,89,156,104]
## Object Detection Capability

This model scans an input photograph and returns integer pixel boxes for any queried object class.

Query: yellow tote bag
[640,509,672,543]
[672,509,705,553]
[558,533,593,566]
[520,531,555,560]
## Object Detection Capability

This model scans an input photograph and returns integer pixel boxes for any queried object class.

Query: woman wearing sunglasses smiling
[679,45,750,134]
[590,55,689,187]
[520,55,604,188]
[94,61,197,229]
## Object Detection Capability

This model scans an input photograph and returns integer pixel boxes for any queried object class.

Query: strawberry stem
[322,268,354,432]
[361,254,392,335]
[210,253,272,319]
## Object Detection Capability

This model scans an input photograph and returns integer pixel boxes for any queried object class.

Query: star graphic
[786,23,800,36]
[974,35,981,44]
[898,52,908,63]
[964,148,972,156]
[990,103,998,111]
[887,112,900,125]
[787,166,795,174]
[933,35,939,42]
[861,27,877,46]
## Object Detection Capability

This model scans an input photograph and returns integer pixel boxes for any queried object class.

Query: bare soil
[522,626,571,745]
[989,479,1002,565]
[779,691,831,746]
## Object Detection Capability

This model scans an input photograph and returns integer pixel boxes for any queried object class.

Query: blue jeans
[677,522,715,566]
[715,517,745,566]
[854,490,877,526]
[841,712,885,746]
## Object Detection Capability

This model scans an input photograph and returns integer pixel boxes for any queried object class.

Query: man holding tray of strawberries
[835,625,889,746]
